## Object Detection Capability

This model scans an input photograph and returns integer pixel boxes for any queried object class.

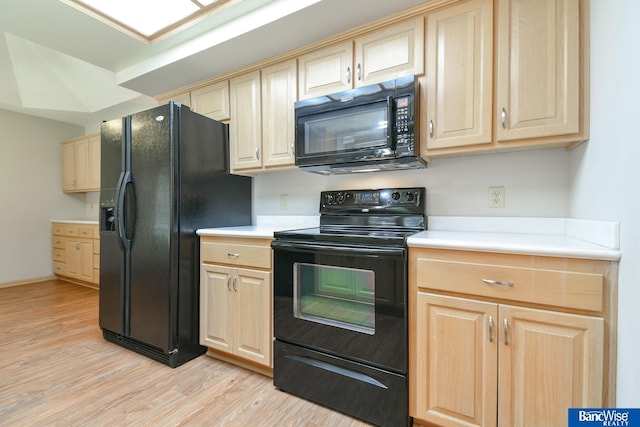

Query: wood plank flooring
[0,280,371,426]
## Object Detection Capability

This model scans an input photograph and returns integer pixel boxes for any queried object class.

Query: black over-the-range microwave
[294,75,426,174]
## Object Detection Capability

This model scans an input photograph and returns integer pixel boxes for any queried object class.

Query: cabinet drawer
[55,223,78,237]
[201,237,271,269]
[78,225,95,238]
[53,248,66,262]
[53,261,66,275]
[53,236,66,249]
[413,251,604,312]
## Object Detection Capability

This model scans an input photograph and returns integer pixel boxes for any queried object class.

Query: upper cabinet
[298,18,425,99]
[229,60,297,175]
[154,0,589,169]
[229,71,262,172]
[157,81,230,122]
[424,0,493,150]
[191,81,230,122]
[495,0,582,141]
[62,133,100,193]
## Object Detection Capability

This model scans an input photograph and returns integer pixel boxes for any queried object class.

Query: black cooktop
[273,187,426,247]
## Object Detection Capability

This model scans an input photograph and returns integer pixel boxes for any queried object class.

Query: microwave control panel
[395,96,414,155]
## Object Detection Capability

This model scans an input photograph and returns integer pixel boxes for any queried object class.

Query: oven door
[272,240,407,373]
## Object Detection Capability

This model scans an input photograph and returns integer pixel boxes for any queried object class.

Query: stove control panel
[321,187,425,213]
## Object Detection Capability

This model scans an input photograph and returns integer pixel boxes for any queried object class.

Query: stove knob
[326,194,335,204]
[406,192,415,202]
[392,191,401,201]
[337,193,345,203]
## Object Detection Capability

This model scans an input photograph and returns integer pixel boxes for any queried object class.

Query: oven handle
[271,240,406,257]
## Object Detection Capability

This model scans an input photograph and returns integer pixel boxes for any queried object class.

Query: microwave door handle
[387,96,394,147]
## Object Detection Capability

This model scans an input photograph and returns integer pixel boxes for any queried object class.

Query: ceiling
[0,0,427,128]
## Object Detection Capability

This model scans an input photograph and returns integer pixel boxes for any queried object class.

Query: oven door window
[294,263,374,334]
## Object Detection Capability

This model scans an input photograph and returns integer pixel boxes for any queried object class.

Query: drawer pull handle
[227,253,240,258]
[504,318,509,345]
[232,277,238,292]
[482,278,514,287]
[488,316,495,342]
[227,276,232,291]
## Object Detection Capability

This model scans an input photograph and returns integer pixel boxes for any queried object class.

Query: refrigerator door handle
[114,171,126,250]
[116,170,133,251]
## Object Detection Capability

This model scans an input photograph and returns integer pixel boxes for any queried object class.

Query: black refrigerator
[99,102,252,367]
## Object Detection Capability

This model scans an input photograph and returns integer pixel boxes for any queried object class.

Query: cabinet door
[230,71,262,171]
[425,0,493,150]
[88,134,100,191]
[414,292,498,427]
[200,264,234,353]
[78,239,94,282]
[74,138,90,191]
[234,267,272,367]
[498,305,604,427]
[354,17,424,87]
[261,59,296,168]
[496,0,580,141]
[62,141,76,192]
[191,81,230,121]
[298,41,353,99]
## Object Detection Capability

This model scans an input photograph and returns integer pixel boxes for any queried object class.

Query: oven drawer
[201,236,271,269]
[412,249,604,312]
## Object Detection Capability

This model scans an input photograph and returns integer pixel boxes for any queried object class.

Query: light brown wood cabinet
[157,82,230,122]
[409,248,615,427]
[229,61,297,174]
[200,236,273,374]
[61,133,100,193]
[423,0,493,150]
[52,222,99,288]
[495,0,582,142]
[298,17,424,99]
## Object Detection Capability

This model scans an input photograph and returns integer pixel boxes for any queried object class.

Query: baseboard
[0,275,57,289]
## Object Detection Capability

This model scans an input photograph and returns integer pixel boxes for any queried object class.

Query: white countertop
[197,216,319,238]
[408,216,621,261]
[196,215,621,261]
[51,219,98,225]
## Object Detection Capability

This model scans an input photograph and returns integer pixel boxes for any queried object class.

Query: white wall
[255,148,571,218]
[0,109,88,284]
[569,0,640,405]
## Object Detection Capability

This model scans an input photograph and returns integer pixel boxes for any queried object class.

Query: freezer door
[99,118,126,335]
[127,104,176,352]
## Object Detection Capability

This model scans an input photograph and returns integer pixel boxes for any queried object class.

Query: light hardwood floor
[0,280,371,426]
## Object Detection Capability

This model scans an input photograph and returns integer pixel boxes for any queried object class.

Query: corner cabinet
[409,248,616,427]
[200,236,273,374]
[52,222,99,288]
[62,133,100,193]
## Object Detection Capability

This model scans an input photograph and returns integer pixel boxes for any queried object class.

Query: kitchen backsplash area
[254,147,572,218]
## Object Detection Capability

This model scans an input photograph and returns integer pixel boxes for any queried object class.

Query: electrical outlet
[280,194,289,209]
[488,186,505,208]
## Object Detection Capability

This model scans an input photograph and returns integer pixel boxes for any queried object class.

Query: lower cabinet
[409,248,615,427]
[200,236,273,373]
[52,222,99,288]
